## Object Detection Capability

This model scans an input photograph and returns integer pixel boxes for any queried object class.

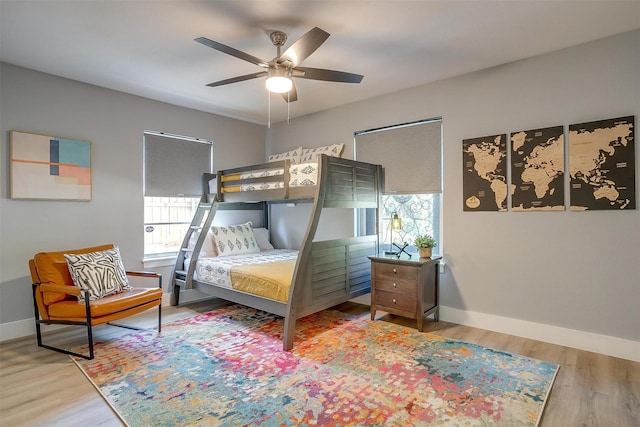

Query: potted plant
[413,234,437,258]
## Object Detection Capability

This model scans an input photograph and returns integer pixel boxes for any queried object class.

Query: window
[143,131,213,258]
[355,119,442,253]
[379,193,441,253]
[144,196,200,257]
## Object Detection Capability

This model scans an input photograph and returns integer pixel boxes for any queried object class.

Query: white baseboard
[162,293,172,306]
[4,302,638,362]
[1,318,38,341]
[440,306,640,363]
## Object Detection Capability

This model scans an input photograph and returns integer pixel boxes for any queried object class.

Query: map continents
[569,116,635,210]
[463,134,507,211]
[511,126,565,211]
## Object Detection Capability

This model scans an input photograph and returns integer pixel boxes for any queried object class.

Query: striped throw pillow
[64,247,131,301]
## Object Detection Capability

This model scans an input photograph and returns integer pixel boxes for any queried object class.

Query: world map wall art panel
[511,126,565,211]
[569,116,635,211]
[462,134,508,212]
[10,130,92,201]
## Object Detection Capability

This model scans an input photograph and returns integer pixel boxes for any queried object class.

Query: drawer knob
[393,268,397,273]
[392,298,397,303]
[393,283,397,288]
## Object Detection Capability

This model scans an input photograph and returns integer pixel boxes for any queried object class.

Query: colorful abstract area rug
[72,305,558,426]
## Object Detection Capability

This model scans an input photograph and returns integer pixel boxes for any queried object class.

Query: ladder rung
[173,197,214,285]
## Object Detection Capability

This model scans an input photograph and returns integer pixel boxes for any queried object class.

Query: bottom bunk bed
[171,155,382,350]
[178,237,376,348]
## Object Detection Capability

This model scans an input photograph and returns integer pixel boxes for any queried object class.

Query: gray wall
[2,30,638,346]
[0,63,265,324]
[268,30,640,342]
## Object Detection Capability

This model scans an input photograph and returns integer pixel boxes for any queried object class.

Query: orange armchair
[29,244,163,359]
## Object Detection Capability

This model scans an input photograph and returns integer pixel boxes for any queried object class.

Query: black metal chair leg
[35,320,43,347]
[87,323,94,360]
[32,289,95,360]
[35,317,95,360]
[85,293,94,359]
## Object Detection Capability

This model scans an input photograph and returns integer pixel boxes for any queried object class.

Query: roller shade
[144,132,213,197]
[356,120,441,194]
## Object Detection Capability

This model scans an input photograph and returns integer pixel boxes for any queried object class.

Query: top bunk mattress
[220,161,319,193]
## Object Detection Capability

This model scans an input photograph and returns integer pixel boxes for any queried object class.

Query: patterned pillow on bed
[211,221,260,257]
[268,146,302,164]
[299,143,345,163]
[64,247,132,301]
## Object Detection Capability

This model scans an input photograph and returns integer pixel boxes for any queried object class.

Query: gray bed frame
[170,154,382,350]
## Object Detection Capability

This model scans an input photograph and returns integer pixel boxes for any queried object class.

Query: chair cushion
[48,287,162,319]
[34,244,115,305]
[64,247,132,301]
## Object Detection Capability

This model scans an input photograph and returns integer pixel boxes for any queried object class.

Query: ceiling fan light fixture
[198,26,363,104]
[265,69,292,93]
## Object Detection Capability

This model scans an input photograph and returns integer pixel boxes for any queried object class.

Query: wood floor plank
[1,300,638,426]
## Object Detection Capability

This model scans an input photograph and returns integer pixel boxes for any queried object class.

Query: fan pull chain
[287,92,290,124]
[268,91,271,128]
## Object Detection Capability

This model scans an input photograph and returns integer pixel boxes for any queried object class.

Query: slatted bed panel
[323,159,379,207]
[308,236,377,304]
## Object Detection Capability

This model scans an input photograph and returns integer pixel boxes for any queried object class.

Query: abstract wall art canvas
[10,131,92,201]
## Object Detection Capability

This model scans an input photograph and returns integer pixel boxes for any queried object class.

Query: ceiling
[1,1,639,125]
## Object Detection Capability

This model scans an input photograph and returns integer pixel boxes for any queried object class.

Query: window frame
[142,131,213,259]
[143,196,201,259]
[354,118,443,254]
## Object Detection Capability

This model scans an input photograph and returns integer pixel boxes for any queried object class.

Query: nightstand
[369,254,441,331]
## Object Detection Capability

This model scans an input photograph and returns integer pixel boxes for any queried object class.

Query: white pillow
[300,143,345,163]
[187,230,216,258]
[64,247,132,301]
[268,146,302,165]
[211,221,260,257]
[253,228,275,250]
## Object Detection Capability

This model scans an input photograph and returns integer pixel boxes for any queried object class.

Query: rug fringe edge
[70,355,131,427]
[535,363,561,427]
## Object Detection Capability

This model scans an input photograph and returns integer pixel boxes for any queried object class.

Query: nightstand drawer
[375,290,416,313]
[374,276,416,294]
[375,263,417,280]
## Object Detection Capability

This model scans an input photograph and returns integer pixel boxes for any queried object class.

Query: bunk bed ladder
[170,195,218,306]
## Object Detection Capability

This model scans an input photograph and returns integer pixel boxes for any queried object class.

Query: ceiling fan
[196,27,363,102]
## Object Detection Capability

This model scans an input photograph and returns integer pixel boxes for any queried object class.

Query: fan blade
[196,37,269,68]
[206,71,267,88]
[280,81,298,103]
[279,27,330,67]
[294,67,363,83]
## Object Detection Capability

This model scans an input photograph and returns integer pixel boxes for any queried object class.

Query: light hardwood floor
[1,300,638,427]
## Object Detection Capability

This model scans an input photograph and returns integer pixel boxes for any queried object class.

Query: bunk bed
[171,154,382,350]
